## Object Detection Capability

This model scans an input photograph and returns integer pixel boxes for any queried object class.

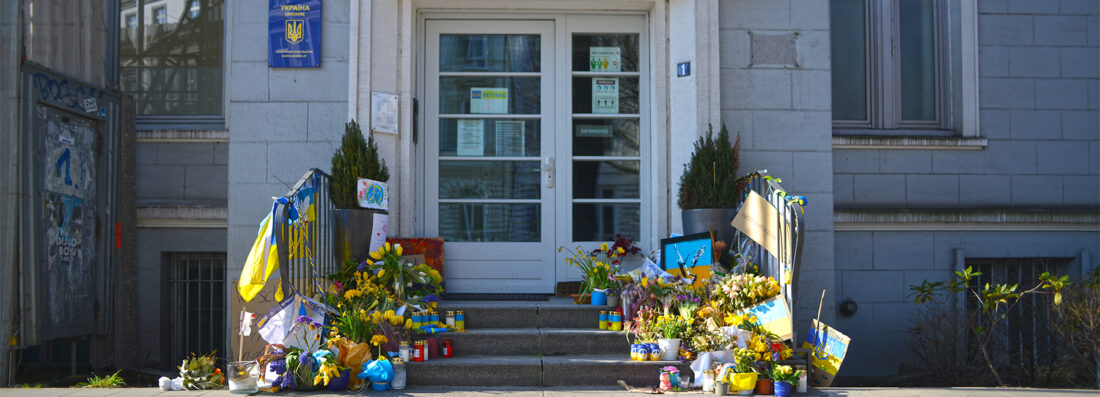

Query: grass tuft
[73,370,127,388]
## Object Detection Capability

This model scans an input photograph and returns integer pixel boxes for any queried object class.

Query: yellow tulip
[385,242,392,252]
[378,269,386,278]
[396,244,403,256]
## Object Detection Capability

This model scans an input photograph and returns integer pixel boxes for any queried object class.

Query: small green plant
[329,120,389,209]
[909,266,1069,387]
[16,383,45,388]
[73,370,126,388]
[678,124,741,210]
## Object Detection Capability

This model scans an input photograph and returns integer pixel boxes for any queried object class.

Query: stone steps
[406,299,688,386]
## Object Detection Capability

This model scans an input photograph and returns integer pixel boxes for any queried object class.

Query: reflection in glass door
[425,21,556,293]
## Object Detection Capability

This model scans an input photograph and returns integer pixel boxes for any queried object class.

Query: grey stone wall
[225,0,351,354]
[718,0,837,333]
[136,143,228,203]
[832,0,1099,377]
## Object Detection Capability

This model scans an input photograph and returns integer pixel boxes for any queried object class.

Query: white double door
[424,16,647,293]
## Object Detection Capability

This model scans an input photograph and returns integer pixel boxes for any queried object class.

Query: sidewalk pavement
[2,387,1098,397]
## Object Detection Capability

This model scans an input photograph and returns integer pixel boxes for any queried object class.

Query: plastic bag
[358,358,394,391]
[337,339,372,390]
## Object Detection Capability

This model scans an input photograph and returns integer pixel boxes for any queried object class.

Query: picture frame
[659,232,713,286]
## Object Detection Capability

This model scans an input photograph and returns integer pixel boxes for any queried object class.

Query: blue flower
[357,260,369,272]
[296,315,312,324]
[270,358,287,374]
[422,294,439,303]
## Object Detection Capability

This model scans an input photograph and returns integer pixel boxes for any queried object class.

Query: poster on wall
[470,88,508,114]
[494,120,525,156]
[371,92,398,134]
[269,0,323,68]
[592,78,619,114]
[457,119,485,156]
[589,47,622,72]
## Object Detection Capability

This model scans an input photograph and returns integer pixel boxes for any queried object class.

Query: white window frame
[832,0,980,140]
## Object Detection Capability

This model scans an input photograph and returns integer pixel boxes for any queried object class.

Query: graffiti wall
[40,104,97,340]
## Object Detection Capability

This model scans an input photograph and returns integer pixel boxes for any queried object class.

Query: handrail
[734,170,807,333]
[272,168,337,301]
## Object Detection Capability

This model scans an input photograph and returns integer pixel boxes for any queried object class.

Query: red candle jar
[442,338,453,358]
[412,341,424,362]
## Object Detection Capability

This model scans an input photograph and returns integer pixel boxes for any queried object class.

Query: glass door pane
[570,32,641,242]
[899,0,937,121]
[437,34,544,242]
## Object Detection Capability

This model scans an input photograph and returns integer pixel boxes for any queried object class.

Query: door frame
[416,11,657,292]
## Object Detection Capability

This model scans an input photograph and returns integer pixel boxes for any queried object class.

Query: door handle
[541,156,554,188]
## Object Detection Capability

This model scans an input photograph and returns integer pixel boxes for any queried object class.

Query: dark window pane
[573,203,639,241]
[439,119,540,157]
[571,118,640,156]
[439,161,541,199]
[440,34,540,73]
[572,77,639,114]
[572,161,640,199]
[440,203,540,242]
[830,0,867,121]
[440,77,540,114]
[120,0,224,116]
[899,0,937,121]
[572,34,640,72]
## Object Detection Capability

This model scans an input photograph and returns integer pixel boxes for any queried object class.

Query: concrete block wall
[718,0,836,333]
[832,0,1099,377]
[226,0,351,353]
[136,143,228,203]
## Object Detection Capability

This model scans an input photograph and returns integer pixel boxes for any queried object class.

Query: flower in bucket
[370,334,389,357]
[559,244,621,295]
[770,365,801,385]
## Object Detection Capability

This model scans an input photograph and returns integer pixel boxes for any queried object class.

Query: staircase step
[446,329,539,356]
[539,329,630,356]
[437,300,618,329]
[403,354,688,387]
[442,329,630,357]
[542,355,689,386]
[436,305,538,329]
[537,306,610,329]
[405,355,542,386]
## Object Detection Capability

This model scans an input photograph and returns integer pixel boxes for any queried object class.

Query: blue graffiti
[364,183,385,205]
[54,148,72,186]
[32,72,106,113]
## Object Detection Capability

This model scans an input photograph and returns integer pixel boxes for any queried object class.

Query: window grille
[163,252,226,369]
[966,257,1072,384]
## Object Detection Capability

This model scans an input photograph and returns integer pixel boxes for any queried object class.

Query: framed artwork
[385,237,445,276]
[659,232,713,286]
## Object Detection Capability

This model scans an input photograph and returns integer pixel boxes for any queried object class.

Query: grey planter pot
[681,208,737,246]
[331,208,388,265]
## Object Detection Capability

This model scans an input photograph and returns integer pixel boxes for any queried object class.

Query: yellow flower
[385,242,392,252]
[395,244,403,256]
[657,278,667,287]
[378,269,386,278]
[371,334,389,346]
[405,318,413,329]
[600,243,609,251]
[344,289,361,299]
[370,249,383,260]
[616,247,625,254]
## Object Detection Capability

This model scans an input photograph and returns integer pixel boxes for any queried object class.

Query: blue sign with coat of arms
[269,0,322,68]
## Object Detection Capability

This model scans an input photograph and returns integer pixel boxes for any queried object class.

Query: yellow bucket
[730,372,758,391]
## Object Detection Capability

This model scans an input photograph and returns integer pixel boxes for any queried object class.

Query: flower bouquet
[770,365,801,397]
[179,352,225,390]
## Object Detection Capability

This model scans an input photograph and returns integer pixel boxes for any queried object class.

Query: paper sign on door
[457,119,484,156]
[592,78,619,114]
[470,87,508,114]
[589,47,621,72]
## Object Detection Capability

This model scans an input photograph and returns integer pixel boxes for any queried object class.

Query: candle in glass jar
[446,311,456,327]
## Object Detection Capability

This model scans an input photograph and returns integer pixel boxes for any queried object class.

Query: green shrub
[329,120,389,209]
[677,124,741,210]
[73,370,126,388]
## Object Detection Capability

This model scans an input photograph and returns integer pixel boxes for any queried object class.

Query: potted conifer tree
[678,124,741,247]
[330,120,390,265]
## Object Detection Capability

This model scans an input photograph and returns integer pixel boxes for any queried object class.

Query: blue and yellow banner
[737,294,793,340]
[800,320,850,387]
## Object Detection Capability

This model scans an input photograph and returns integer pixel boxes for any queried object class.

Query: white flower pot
[657,338,680,361]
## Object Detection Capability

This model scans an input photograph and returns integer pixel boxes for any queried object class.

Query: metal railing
[734,170,807,321]
[272,169,338,300]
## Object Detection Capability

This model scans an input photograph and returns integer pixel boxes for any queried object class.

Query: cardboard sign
[736,294,793,340]
[731,190,793,264]
[357,178,388,210]
[800,320,850,387]
[470,87,508,114]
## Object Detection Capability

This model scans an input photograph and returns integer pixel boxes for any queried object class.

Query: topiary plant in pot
[330,120,390,264]
[678,123,741,249]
